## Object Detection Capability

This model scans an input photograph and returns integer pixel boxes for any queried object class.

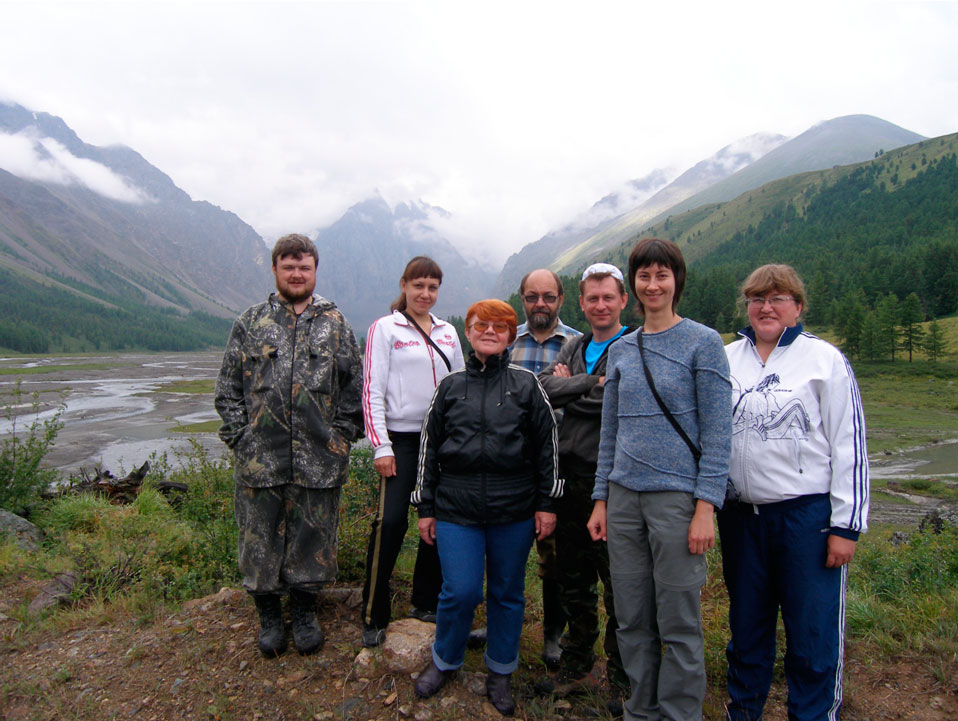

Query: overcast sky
[2,1,957,266]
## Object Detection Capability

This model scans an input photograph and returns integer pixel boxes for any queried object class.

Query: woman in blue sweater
[587,238,732,721]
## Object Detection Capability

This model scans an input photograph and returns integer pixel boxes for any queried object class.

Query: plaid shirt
[509,319,582,374]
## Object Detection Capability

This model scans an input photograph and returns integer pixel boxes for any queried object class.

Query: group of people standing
[215,232,870,721]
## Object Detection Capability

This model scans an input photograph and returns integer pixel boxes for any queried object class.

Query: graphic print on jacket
[732,372,811,476]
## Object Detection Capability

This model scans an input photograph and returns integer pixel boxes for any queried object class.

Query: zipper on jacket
[288,312,299,484]
[479,364,488,520]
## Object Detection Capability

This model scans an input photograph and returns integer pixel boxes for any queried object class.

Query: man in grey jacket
[537,263,634,706]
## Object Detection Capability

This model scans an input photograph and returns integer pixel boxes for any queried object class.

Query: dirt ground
[1,565,955,721]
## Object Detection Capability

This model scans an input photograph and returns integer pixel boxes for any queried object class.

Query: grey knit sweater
[593,319,732,508]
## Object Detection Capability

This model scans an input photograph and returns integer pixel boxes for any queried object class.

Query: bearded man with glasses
[505,268,581,669]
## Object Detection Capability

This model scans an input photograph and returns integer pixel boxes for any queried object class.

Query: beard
[527,309,557,331]
[276,278,315,304]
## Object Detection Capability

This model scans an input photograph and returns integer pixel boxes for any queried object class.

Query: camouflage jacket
[214,293,364,489]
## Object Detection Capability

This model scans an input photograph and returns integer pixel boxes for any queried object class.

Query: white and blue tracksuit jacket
[724,324,869,539]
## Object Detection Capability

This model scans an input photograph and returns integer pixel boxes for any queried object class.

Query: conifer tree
[923,317,948,362]
[859,312,882,361]
[876,293,901,361]
[899,292,925,362]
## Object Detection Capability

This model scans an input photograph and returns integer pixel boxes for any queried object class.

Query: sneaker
[408,606,438,623]
[361,625,386,648]
[533,669,599,697]
[414,661,453,698]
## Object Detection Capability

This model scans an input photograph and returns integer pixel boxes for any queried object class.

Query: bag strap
[402,312,452,372]
[637,331,701,462]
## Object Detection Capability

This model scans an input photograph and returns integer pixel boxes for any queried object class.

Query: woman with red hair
[411,299,562,715]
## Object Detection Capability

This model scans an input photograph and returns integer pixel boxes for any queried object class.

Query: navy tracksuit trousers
[718,493,847,721]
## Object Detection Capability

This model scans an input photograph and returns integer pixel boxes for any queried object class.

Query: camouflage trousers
[234,483,340,595]
[556,458,627,691]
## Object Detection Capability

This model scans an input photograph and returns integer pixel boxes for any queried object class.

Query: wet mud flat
[0,351,226,475]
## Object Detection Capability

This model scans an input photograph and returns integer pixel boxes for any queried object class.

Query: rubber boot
[289,589,325,655]
[487,671,515,716]
[252,593,287,658]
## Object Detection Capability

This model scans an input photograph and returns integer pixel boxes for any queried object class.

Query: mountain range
[0,103,271,319]
[312,196,496,333]
[495,115,925,295]
[0,102,944,352]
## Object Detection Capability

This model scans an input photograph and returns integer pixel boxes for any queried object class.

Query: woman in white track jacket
[359,256,464,647]
[720,264,869,721]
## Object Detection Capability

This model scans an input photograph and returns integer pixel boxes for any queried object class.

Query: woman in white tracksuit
[720,264,869,721]
[359,256,464,647]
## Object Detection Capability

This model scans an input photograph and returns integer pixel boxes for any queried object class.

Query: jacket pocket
[242,344,277,395]
[307,347,336,395]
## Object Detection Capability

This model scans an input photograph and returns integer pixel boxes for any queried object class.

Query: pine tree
[923,317,948,362]
[840,300,866,359]
[860,312,882,361]
[876,293,901,361]
[899,292,925,362]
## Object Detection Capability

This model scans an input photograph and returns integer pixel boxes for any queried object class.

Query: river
[0,352,225,475]
[2,351,957,482]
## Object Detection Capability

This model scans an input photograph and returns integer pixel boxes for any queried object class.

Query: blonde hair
[741,264,807,310]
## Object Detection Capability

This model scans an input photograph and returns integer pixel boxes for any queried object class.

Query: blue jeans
[432,518,536,674]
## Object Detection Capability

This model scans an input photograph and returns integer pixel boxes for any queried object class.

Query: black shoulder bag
[637,331,701,462]
[402,312,452,372]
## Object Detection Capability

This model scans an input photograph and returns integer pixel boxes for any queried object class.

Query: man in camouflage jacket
[215,234,363,658]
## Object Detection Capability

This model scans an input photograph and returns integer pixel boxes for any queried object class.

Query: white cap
[581,263,624,282]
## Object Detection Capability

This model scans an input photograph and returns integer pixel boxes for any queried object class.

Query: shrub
[0,380,64,516]
[337,447,380,583]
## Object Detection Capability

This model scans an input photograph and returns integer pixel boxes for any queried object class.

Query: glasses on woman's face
[470,320,510,333]
[745,295,795,308]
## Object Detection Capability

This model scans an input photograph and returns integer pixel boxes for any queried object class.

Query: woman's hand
[418,517,436,545]
[587,501,607,542]
[688,500,715,555]
[374,455,397,478]
[535,511,557,540]
[825,535,856,567]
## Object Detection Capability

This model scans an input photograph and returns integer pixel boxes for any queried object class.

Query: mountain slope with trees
[593,132,958,356]
[0,103,270,353]
[550,115,925,280]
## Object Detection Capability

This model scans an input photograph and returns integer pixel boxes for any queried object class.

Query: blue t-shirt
[585,326,628,374]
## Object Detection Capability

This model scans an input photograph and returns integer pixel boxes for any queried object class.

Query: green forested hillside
[594,134,958,352]
[0,268,232,353]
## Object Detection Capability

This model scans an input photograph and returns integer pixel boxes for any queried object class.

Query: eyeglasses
[745,295,796,308]
[522,293,558,305]
[470,321,510,333]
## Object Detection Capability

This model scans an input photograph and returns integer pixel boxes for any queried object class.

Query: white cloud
[1,1,957,265]
[0,129,151,204]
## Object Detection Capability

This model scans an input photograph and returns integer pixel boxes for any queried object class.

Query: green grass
[158,379,215,394]
[172,420,220,433]
[857,371,958,453]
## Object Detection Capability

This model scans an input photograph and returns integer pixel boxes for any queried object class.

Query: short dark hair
[518,269,564,298]
[390,256,444,313]
[627,238,686,314]
[272,233,318,268]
